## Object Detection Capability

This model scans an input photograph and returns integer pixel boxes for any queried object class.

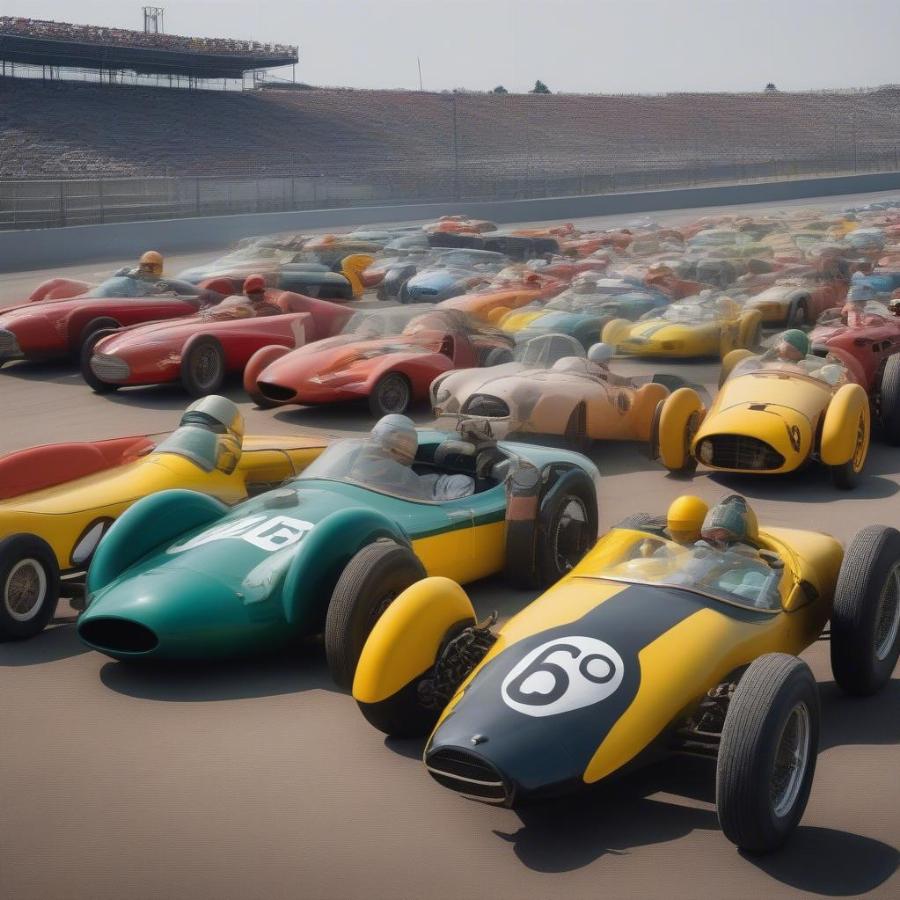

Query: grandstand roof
[0,17,298,78]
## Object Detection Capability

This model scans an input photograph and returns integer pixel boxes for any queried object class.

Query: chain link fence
[3,151,899,231]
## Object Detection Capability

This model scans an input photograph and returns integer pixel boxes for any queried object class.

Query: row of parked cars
[1,204,899,855]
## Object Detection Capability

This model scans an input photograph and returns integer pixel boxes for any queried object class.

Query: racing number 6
[505,642,615,706]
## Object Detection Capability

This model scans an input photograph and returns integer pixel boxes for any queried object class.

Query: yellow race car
[602,294,761,359]
[352,495,900,853]
[651,339,870,488]
[0,396,326,641]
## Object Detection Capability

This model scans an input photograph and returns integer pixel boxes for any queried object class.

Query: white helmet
[587,342,614,365]
[370,414,418,465]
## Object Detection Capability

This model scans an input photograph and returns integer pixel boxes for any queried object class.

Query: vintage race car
[0,396,326,641]
[499,277,670,348]
[602,295,761,359]
[353,498,900,852]
[380,250,509,304]
[243,306,515,416]
[178,251,373,300]
[432,334,680,448]
[653,342,876,487]
[77,423,601,687]
[82,289,353,397]
[737,272,848,326]
[402,251,508,303]
[0,273,219,366]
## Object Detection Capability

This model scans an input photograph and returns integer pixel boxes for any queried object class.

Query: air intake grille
[463,394,510,417]
[425,747,510,804]
[256,381,296,402]
[704,435,785,470]
[0,329,21,357]
[90,354,130,382]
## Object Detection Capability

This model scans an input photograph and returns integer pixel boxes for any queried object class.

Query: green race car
[78,418,601,686]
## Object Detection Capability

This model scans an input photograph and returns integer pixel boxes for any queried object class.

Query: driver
[585,342,630,385]
[204,274,280,320]
[695,495,759,558]
[350,415,474,501]
[842,281,876,326]
[771,328,810,364]
[136,250,164,279]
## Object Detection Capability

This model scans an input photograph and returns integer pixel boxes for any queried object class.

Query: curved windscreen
[341,305,437,336]
[729,348,850,386]
[92,275,195,299]
[657,295,738,323]
[515,333,585,366]
[590,536,784,611]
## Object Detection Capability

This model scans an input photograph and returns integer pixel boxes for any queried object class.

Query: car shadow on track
[0,621,91,666]
[272,400,436,434]
[96,638,341,702]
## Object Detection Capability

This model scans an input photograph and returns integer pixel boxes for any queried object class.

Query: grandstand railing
[2,152,898,230]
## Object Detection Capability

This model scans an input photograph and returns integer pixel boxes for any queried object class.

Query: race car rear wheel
[80,328,121,394]
[368,373,412,417]
[564,403,590,453]
[828,407,869,490]
[536,473,597,586]
[325,540,427,690]
[181,336,226,397]
[830,525,900,696]
[716,653,819,853]
[0,534,61,641]
[878,354,900,446]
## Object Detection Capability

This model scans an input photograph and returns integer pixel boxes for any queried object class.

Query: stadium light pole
[417,57,423,92]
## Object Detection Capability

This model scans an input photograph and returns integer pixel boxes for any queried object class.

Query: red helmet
[243,274,266,296]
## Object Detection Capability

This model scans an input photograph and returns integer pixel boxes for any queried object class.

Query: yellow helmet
[139,250,164,276]
[667,495,709,543]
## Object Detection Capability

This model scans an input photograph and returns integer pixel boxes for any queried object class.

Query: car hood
[425,578,774,800]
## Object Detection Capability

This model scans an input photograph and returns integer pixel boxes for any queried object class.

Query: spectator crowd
[0,17,296,58]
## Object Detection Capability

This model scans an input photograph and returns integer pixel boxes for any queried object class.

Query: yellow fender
[632,381,670,441]
[488,305,511,325]
[719,348,754,388]
[601,318,632,348]
[658,387,705,472]
[820,383,870,466]
[340,253,376,298]
[738,310,763,349]
[353,576,476,705]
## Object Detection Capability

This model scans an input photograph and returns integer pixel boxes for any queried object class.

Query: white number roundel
[501,636,624,717]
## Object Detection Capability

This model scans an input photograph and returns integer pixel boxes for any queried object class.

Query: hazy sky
[5,0,900,94]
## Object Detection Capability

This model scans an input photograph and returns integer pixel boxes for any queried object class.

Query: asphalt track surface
[1,190,898,900]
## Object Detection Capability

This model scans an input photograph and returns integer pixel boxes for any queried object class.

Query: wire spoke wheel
[4,559,47,623]
[851,412,867,472]
[874,563,900,661]
[192,345,222,392]
[770,702,811,819]
[552,496,589,573]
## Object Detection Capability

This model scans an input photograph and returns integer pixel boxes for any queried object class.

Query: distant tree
[765,82,778,92]
[493,85,508,94]
[531,80,551,94]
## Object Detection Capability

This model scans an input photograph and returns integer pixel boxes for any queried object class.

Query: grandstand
[0,17,297,79]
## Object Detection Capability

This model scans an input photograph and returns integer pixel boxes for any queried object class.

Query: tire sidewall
[536,479,597,586]
[182,337,225,397]
[369,372,411,416]
[0,534,61,640]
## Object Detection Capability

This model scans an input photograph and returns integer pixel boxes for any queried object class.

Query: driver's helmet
[370,414,418,465]
[700,495,756,547]
[168,396,244,474]
[775,328,810,361]
[243,273,267,299]
[587,342,614,366]
[667,495,709,543]
[138,250,164,277]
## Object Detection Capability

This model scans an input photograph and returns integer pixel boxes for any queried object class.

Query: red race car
[82,289,353,397]
[243,305,515,416]
[809,299,900,442]
[0,272,219,366]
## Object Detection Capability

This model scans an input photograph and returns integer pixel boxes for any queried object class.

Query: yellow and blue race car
[0,396,326,641]
[352,495,899,853]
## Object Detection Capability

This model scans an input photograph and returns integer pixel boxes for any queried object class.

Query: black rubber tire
[73,316,120,363]
[787,300,808,328]
[535,478,597,586]
[324,541,427,690]
[829,459,859,490]
[0,534,61,641]
[358,675,445,738]
[648,398,664,460]
[878,354,900,446]
[368,372,412,417]
[79,328,121,393]
[181,336,226,397]
[483,346,514,366]
[830,525,900,696]
[564,403,591,453]
[716,653,820,853]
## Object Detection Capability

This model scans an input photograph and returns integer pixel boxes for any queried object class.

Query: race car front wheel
[325,540,426,690]
[181,336,226,397]
[831,525,900,696]
[80,328,121,394]
[368,373,412,417]
[879,354,900,445]
[0,534,61,641]
[716,653,819,853]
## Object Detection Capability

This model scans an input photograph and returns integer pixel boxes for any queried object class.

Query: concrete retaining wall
[2,171,899,273]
